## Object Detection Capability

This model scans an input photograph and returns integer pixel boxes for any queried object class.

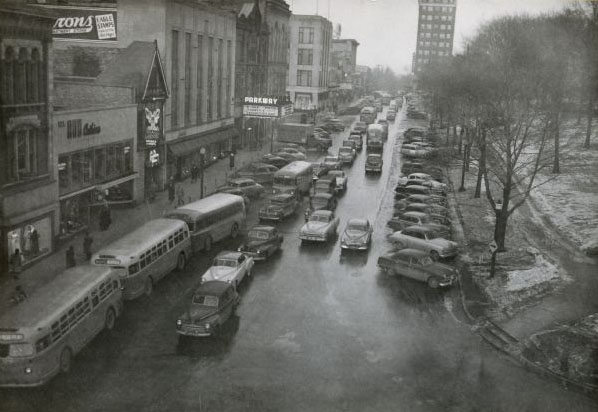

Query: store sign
[280,104,294,118]
[83,122,101,136]
[148,149,160,166]
[242,96,293,119]
[144,106,161,147]
[52,10,117,41]
[243,105,279,118]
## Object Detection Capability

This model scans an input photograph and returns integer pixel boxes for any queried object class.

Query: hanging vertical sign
[143,102,162,148]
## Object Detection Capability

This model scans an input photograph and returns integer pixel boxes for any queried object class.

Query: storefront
[167,126,237,180]
[54,104,139,238]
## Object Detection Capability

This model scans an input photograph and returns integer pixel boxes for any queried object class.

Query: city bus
[92,218,191,300]
[272,161,313,198]
[165,193,246,253]
[0,265,122,387]
[359,106,377,125]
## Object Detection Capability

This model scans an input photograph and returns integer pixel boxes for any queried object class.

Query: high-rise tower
[413,0,457,74]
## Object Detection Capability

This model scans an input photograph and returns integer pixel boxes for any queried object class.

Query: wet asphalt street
[1,108,596,412]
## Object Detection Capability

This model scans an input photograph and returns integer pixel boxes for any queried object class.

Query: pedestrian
[9,249,23,279]
[99,204,111,231]
[168,177,176,204]
[66,245,76,268]
[83,231,93,261]
[176,184,185,206]
[191,164,199,183]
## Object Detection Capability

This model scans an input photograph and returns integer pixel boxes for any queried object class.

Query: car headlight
[176,319,182,327]
[257,250,264,254]
[237,246,243,252]
[205,323,211,329]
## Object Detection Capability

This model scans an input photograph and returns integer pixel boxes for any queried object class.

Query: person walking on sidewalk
[176,184,186,206]
[66,245,76,268]
[9,249,23,279]
[167,177,176,204]
[191,164,199,183]
[83,231,93,261]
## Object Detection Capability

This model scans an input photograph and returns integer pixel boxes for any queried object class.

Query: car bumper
[240,250,267,261]
[259,214,283,222]
[300,234,327,242]
[176,325,213,337]
[341,243,368,250]
[438,277,456,287]
[438,249,459,258]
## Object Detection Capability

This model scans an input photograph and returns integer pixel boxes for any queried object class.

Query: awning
[168,127,238,157]
[96,172,139,191]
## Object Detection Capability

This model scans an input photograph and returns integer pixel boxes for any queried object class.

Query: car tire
[104,307,116,331]
[144,277,154,297]
[59,347,72,374]
[230,223,239,239]
[427,276,441,289]
[176,252,186,271]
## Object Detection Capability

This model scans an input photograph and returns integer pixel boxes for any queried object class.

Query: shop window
[58,154,70,190]
[83,150,93,183]
[71,152,83,188]
[7,216,52,266]
[106,145,116,176]
[95,148,105,181]
[124,145,132,172]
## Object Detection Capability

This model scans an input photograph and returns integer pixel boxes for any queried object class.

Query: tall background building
[413,0,457,74]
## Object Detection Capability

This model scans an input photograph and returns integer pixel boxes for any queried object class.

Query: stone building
[413,0,457,74]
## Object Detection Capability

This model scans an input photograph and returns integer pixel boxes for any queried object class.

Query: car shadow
[176,314,240,358]
[339,249,369,267]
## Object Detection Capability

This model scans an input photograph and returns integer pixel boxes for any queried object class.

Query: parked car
[176,281,239,338]
[386,110,396,121]
[342,139,358,152]
[389,226,459,260]
[401,161,425,175]
[353,122,367,135]
[275,143,306,154]
[311,161,331,178]
[314,178,336,196]
[258,194,298,222]
[216,187,250,209]
[220,178,264,199]
[237,225,283,261]
[314,127,331,139]
[323,118,345,132]
[338,146,356,165]
[262,154,291,169]
[340,218,373,251]
[402,194,448,208]
[401,202,449,217]
[300,210,340,243]
[201,251,254,287]
[387,211,451,239]
[323,155,342,170]
[406,179,447,195]
[309,192,337,212]
[237,162,278,185]
[404,127,426,139]
[365,153,383,174]
[327,170,348,193]
[277,147,307,158]
[348,134,363,151]
[377,249,457,288]
[275,151,306,162]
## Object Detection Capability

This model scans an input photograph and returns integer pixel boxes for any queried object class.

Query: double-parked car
[236,162,279,185]
[389,226,458,260]
[218,178,264,199]
[200,251,255,287]
[238,225,283,261]
[377,249,457,288]
[300,210,340,243]
[258,194,298,222]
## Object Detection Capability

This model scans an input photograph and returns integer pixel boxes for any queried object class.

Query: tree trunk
[458,127,463,154]
[464,128,472,172]
[474,129,486,198]
[494,209,508,251]
[552,110,560,174]
[584,93,594,148]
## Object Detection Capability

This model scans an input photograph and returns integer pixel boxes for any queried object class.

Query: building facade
[262,0,290,97]
[0,5,58,274]
[287,14,332,111]
[413,0,457,74]
[329,38,359,107]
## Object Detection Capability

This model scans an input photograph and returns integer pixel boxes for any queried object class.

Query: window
[227,39,232,117]
[171,30,179,128]
[6,127,47,183]
[184,32,192,125]
[207,37,214,120]
[297,70,312,87]
[217,39,223,119]
[297,48,313,65]
[197,35,204,124]
[298,27,314,44]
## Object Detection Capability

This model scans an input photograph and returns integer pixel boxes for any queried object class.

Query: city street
[0,108,594,412]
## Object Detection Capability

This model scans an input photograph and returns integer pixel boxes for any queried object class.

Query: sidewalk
[0,146,269,316]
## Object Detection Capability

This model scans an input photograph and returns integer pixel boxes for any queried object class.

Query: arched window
[3,46,15,104]
[15,48,28,104]
[28,48,40,103]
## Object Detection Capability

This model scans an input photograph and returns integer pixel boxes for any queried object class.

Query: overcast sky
[289,0,572,74]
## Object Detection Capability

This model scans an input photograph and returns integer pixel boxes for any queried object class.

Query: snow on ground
[504,250,563,292]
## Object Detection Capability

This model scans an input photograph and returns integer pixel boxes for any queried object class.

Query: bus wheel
[144,277,153,297]
[230,223,239,239]
[204,236,212,251]
[104,307,116,330]
[59,348,72,374]
[176,253,186,271]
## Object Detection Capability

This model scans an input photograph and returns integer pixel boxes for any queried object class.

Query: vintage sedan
[365,154,383,173]
[323,155,343,170]
[353,121,368,135]
[238,225,283,261]
[403,194,448,208]
[340,219,373,251]
[311,161,331,178]
[259,194,298,221]
[402,202,449,217]
[348,134,363,151]
[261,154,290,169]
[314,178,336,195]
[377,249,457,288]
[309,192,337,212]
[300,210,340,243]
[387,211,451,239]
[338,146,356,165]
[326,170,348,193]
[222,178,264,199]
[176,281,239,338]
[237,162,279,185]
[201,251,254,287]
[276,151,306,162]
[389,226,459,260]
[386,110,397,121]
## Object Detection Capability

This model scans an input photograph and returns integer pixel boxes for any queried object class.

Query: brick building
[413,0,457,74]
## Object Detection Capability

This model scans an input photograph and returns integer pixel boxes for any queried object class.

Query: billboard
[51,9,117,41]
[242,96,294,119]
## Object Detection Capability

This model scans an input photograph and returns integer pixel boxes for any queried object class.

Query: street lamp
[199,147,206,199]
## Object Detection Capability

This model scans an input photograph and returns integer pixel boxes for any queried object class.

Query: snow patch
[504,251,561,292]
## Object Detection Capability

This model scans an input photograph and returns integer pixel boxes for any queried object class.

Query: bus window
[91,291,100,308]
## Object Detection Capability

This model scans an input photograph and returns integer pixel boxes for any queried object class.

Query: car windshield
[214,258,238,267]
[312,198,328,207]
[348,222,367,231]
[309,214,330,223]
[419,256,434,266]
[339,148,352,154]
[270,198,286,205]
[325,156,338,163]
[367,156,381,164]
[192,294,219,306]
[274,176,295,186]
[328,171,342,177]
[316,181,331,188]
[248,230,270,240]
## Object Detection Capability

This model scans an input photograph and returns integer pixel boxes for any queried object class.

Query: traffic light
[229,152,235,168]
